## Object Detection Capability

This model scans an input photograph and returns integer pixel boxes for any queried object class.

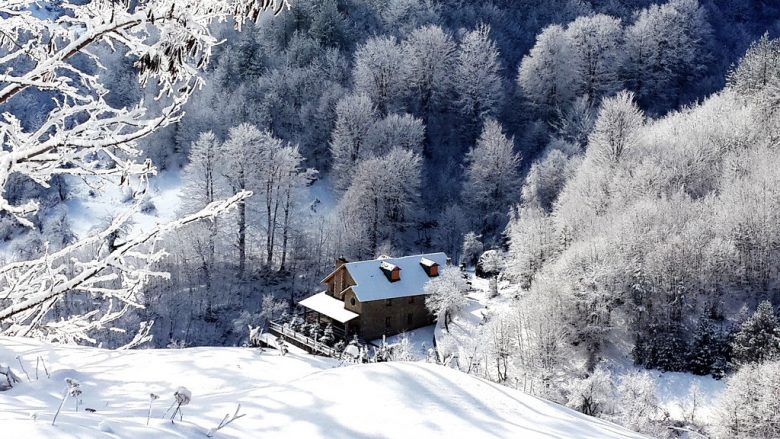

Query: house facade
[299,253,447,340]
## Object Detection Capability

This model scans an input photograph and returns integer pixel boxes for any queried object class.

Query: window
[350,297,356,306]
[407,313,413,325]
[408,296,415,304]
[385,316,392,329]
[385,298,392,307]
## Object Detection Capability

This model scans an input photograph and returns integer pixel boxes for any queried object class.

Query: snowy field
[0,337,648,438]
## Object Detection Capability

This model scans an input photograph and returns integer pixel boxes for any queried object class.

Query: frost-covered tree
[0,0,280,341]
[505,207,560,288]
[614,371,659,432]
[461,119,521,237]
[731,301,780,367]
[221,124,265,277]
[728,34,780,95]
[352,36,408,115]
[460,232,483,268]
[366,113,425,155]
[564,366,613,417]
[567,14,624,100]
[403,25,456,120]
[517,24,576,118]
[180,131,224,307]
[453,24,503,135]
[425,266,468,332]
[587,91,644,167]
[329,93,379,191]
[337,148,422,257]
[715,360,780,438]
[624,0,713,108]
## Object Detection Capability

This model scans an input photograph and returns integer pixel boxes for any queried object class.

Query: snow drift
[0,337,646,438]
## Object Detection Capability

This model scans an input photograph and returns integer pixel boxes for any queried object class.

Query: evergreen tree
[731,301,780,367]
[688,316,717,375]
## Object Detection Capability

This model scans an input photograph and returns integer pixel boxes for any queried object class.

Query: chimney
[380,261,401,282]
[335,256,348,269]
[420,257,439,277]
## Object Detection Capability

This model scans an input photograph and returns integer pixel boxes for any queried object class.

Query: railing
[268,321,340,358]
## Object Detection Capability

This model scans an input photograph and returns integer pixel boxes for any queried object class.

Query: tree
[517,24,576,119]
[587,91,644,167]
[566,14,624,100]
[614,371,659,432]
[453,24,503,136]
[403,25,456,123]
[221,124,265,277]
[366,113,425,155]
[565,366,614,417]
[460,232,483,268]
[731,301,780,367]
[0,0,279,341]
[352,36,408,115]
[329,93,379,191]
[425,266,468,332]
[727,33,780,96]
[624,0,713,109]
[715,361,780,438]
[337,148,422,257]
[180,131,223,310]
[461,119,521,237]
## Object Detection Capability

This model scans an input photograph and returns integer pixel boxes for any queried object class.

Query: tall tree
[517,24,576,119]
[403,25,456,125]
[329,93,379,191]
[453,24,503,138]
[222,124,264,278]
[352,36,408,115]
[461,119,521,238]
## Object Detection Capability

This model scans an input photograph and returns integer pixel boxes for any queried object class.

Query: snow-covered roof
[298,292,359,323]
[343,253,448,302]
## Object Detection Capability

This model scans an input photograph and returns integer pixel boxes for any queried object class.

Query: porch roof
[298,291,358,323]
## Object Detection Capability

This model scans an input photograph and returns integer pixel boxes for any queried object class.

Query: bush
[715,361,780,438]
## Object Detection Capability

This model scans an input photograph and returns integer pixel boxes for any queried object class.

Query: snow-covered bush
[613,371,660,433]
[714,360,780,438]
[564,366,614,417]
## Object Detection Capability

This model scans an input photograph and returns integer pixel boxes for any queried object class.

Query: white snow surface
[0,336,648,438]
[342,252,447,301]
[298,291,359,323]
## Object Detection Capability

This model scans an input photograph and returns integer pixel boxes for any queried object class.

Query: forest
[1,0,780,437]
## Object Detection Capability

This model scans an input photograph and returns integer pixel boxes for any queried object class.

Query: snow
[342,253,447,301]
[0,336,647,438]
[298,292,359,323]
[371,324,436,360]
[65,172,184,240]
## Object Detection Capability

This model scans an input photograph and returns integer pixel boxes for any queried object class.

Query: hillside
[0,337,646,438]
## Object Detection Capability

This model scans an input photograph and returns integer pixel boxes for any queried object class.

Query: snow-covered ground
[65,172,185,240]
[65,171,337,241]
[0,337,648,438]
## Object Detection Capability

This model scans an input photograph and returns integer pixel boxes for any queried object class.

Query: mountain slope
[0,337,647,438]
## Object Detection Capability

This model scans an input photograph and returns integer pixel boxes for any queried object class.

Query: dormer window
[420,257,439,277]
[380,261,401,282]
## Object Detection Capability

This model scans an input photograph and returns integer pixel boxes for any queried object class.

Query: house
[298,253,448,340]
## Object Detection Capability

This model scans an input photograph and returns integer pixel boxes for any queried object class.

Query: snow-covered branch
[0,0,287,341]
[0,191,251,342]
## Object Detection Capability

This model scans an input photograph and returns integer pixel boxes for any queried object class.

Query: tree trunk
[279,186,291,271]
